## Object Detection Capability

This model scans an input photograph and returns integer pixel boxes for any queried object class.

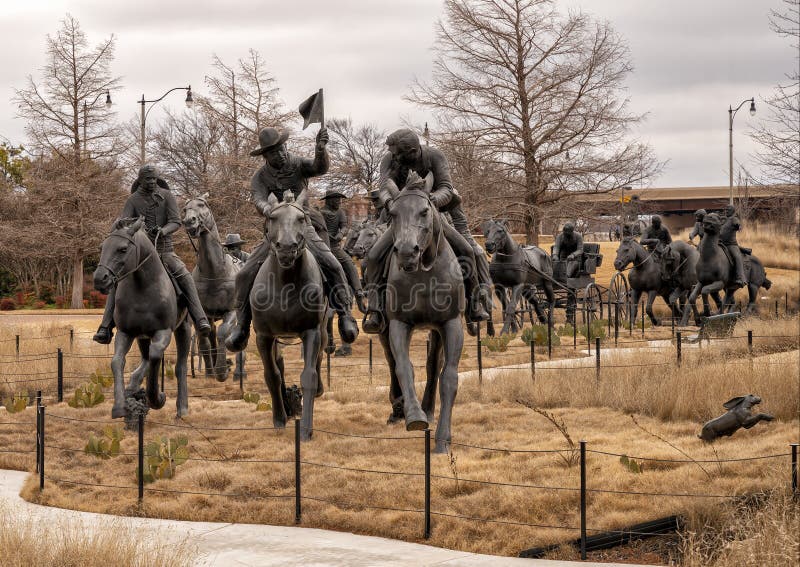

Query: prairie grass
[0,502,195,567]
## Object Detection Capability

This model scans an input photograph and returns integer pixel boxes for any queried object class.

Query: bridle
[391,190,441,272]
[268,201,308,260]
[97,231,155,285]
[616,237,658,272]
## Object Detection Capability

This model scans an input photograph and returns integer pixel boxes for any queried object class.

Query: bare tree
[325,118,386,196]
[408,0,662,243]
[750,0,800,187]
[12,14,124,307]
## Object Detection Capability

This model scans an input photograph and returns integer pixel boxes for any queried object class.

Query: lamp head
[185,86,194,108]
[749,99,756,116]
[105,91,112,109]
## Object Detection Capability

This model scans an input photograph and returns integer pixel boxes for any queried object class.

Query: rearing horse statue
[93,217,191,419]
[182,194,244,381]
[382,171,464,454]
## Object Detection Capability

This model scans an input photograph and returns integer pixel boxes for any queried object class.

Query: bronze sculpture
[699,395,774,442]
[222,233,250,263]
[688,209,706,243]
[379,171,464,453]
[182,196,245,381]
[613,236,673,326]
[362,128,490,335]
[93,165,211,344]
[251,190,326,437]
[720,204,746,288]
[93,217,191,418]
[680,213,771,324]
[553,222,583,323]
[225,126,358,353]
[482,219,554,335]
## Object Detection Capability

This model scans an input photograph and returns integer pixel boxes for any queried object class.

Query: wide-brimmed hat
[250,127,290,156]
[222,233,246,247]
[322,190,347,200]
[130,165,170,193]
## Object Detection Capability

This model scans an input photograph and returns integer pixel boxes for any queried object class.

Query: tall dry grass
[0,502,196,567]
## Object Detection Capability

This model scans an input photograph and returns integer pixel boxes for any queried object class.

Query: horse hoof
[148,392,166,410]
[466,323,477,337]
[273,419,287,429]
[434,440,450,454]
[215,372,229,383]
[176,407,189,418]
[387,414,403,425]
[111,405,126,419]
[300,430,313,441]
[405,407,428,431]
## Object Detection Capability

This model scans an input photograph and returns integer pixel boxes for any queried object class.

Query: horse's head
[659,245,679,279]
[266,190,308,268]
[182,192,214,238]
[389,172,437,272]
[352,221,385,259]
[482,219,508,254]
[342,220,364,255]
[613,237,638,271]
[703,213,723,235]
[94,217,147,293]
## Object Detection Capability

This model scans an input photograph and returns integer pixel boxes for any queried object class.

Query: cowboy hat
[321,189,347,199]
[222,233,246,247]
[250,127,290,156]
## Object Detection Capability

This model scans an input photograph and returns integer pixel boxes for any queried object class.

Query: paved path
[0,470,651,566]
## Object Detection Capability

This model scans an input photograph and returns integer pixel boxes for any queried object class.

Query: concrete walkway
[0,470,651,566]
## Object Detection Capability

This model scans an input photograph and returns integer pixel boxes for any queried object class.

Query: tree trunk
[70,253,84,309]
[524,211,539,246]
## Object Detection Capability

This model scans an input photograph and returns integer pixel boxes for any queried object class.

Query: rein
[617,240,658,272]
[392,191,441,272]
[98,232,155,285]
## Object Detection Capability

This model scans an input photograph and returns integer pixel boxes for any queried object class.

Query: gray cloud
[0,0,793,187]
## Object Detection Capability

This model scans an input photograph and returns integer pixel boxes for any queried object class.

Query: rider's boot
[93,286,116,344]
[174,271,212,337]
[226,301,252,352]
[362,285,384,334]
[331,286,359,343]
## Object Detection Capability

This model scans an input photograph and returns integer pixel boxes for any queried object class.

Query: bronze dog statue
[699,395,774,442]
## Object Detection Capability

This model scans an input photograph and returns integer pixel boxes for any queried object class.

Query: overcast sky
[0,0,794,187]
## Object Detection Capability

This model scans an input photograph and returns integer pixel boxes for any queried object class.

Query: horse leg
[422,330,441,424]
[645,290,660,326]
[389,319,427,430]
[110,331,135,419]
[682,283,701,326]
[174,317,191,418]
[504,284,523,335]
[434,318,464,454]
[298,327,322,441]
[746,283,759,314]
[380,328,403,424]
[495,284,509,334]
[257,334,287,428]
[127,338,149,394]
[526,286,547,324]
[629,288,642,327]
[324,308,336,354]
[199,328,214,379]
[316,312,327,397]
[145,329,171,410]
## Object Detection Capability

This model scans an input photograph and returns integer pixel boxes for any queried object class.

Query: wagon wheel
[609,271,630,326]
[581,283,603,328]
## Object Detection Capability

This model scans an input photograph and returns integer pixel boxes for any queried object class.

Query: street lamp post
[82,90,112,158]
[728,97,756,205]
[138,85,194,164]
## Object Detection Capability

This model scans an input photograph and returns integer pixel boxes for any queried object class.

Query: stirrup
[362,311,385,334]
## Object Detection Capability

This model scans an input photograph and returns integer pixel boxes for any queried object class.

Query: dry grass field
[0,224,797,565]
[0,314,797,564]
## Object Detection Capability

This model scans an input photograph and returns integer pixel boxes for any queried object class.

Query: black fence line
[585,486,763,499]
[302,459,424,478]
[310,428,424,441]
[587,449,791,463]
[302,494,425,516]
[146,485,294,500]
[0,448,35,454]
[450,441,570,454]
[431,473,580,492]
[430,510,579,531]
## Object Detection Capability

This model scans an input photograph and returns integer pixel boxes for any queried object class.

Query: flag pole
[319,88,325,127]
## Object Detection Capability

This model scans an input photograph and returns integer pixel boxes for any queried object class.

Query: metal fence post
[190,333,196,378]
[35,391,41,473]
[57,348,63,403]
[791,443,798,497]
[368,338,373,385]
[69,328,74,353]
[424,429,431,539]
[547,310,553,359]
[295,419,302,524]
[38,405,45,491]
[775,300,779,318]
[326,349,331,389]
[15,334,19,360]
[641,301,645,338]
[676,332,682,367]
[747,330,753,358]
[572,312,577,350]
[476,323,483,385]
[628,297,633,337]
[614,301,619,346]
[595,338,600,382]
[161,356,165,392]
[580,440,587,560]
[239,352,245,392]
[530,340,536,382]
[138,413,145,502]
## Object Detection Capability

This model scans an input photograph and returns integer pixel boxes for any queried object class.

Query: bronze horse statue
[182,194,244,381]
[613,237,676,326]
[93,217,191,419]
[658,240,702,325]
[251,190,327,439]
[351,218,388,283]
[680,213,771,325]
[380,172,464,454]
[482,219,554,335]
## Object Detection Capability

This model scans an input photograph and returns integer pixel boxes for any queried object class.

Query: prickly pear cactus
[136,435,189,483]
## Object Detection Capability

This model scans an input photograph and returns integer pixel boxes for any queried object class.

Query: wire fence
[1,404,796,559]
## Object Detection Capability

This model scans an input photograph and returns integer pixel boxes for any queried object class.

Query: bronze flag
[298,89,324,130]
